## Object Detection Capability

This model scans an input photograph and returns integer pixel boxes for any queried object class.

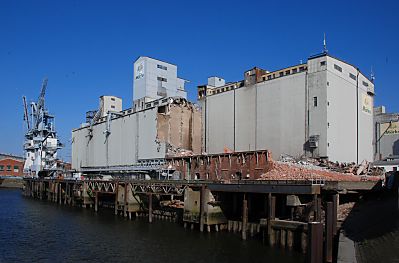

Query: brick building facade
[0,154,25,177]
[0,158,24,177]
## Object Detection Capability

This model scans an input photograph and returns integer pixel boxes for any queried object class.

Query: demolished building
[72,57,201,177]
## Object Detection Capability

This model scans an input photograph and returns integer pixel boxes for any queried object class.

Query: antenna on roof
[370,66,375,83]
[323,33,328,54]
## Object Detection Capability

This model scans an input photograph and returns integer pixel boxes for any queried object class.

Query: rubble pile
[258,155,383,182]
[280,155,384,177]
[337,202,355,221]
[160,200,184,209]
[166,143,194,157]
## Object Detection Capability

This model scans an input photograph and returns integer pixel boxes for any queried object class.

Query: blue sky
[1,0,398,160]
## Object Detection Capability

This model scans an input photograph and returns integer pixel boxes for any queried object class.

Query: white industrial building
[133,56,187,111]
[198,52,375,164]
[72,57,200,174]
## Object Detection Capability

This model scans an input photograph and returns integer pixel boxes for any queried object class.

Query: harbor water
[0,188,304,263]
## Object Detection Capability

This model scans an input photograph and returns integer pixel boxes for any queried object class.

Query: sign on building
[362,94,372,115]
[380,121,399,135]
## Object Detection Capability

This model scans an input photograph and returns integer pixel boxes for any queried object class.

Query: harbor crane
[22,78,63,177]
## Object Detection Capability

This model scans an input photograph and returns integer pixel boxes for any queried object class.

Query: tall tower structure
[133,57,187,110]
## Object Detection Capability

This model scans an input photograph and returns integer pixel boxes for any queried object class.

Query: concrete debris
[166,143,194,157]
[258,156,382,182]
[337,202,355,221]
[160,200,184,209]
[278,155,384,178]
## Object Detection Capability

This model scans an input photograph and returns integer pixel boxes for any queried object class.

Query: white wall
[256,73,307,159]
[72,108,166,170]
[325,56,374,163]
[202,72,307,159]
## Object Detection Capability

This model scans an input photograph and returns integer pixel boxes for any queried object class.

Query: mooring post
[148,193,153,223]
[114,181,119,215]
[325,202,334,263]
[308,222,323,263]
[267,193,276,246]
[242,193,248,240]
[95,191,99,212]
[199,185,206,232]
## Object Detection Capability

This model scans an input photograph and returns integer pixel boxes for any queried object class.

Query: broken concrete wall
[157,100,202,157]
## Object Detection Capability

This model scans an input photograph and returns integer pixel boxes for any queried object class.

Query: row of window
[157,64,167,70]
[0,165,20,172]
[157,76,167,82]
[213,85,236,94]
[332,63,370,88]
[262,66,307,81]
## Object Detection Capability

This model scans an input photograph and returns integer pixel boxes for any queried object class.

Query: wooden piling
[123,183,128,217]
[95,192,98,212]
[148,193,153,223]
[280,229,286,248]
[325,202,334,263]
[287,230,293,250]
[242,194,248,240]
[313,194,321,221]
[59,183,62,205]
[114,181,119,215]
[199,185,206,232]
[267,193,276,246]
[308,222,323,263]
[332,194,338,235]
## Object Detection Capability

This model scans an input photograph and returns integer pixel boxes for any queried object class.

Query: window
[349,73,356,81]
[263,76,266,81]
[334,64,342,72]
[299,66,306,72]
[7,165,11,171]
[157,77,167,82]
[111,105,115,109]
[267,75,272,80]
[363,81,369,87]
[320,61,326,66]
[111,97,115,101]
[0,165,3,171]
[313,97,318,107]
[285,70,290,75]
[157,64,167,70]
[292,68,297,73]
[14,166,19,172]
[279,72,284,77]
